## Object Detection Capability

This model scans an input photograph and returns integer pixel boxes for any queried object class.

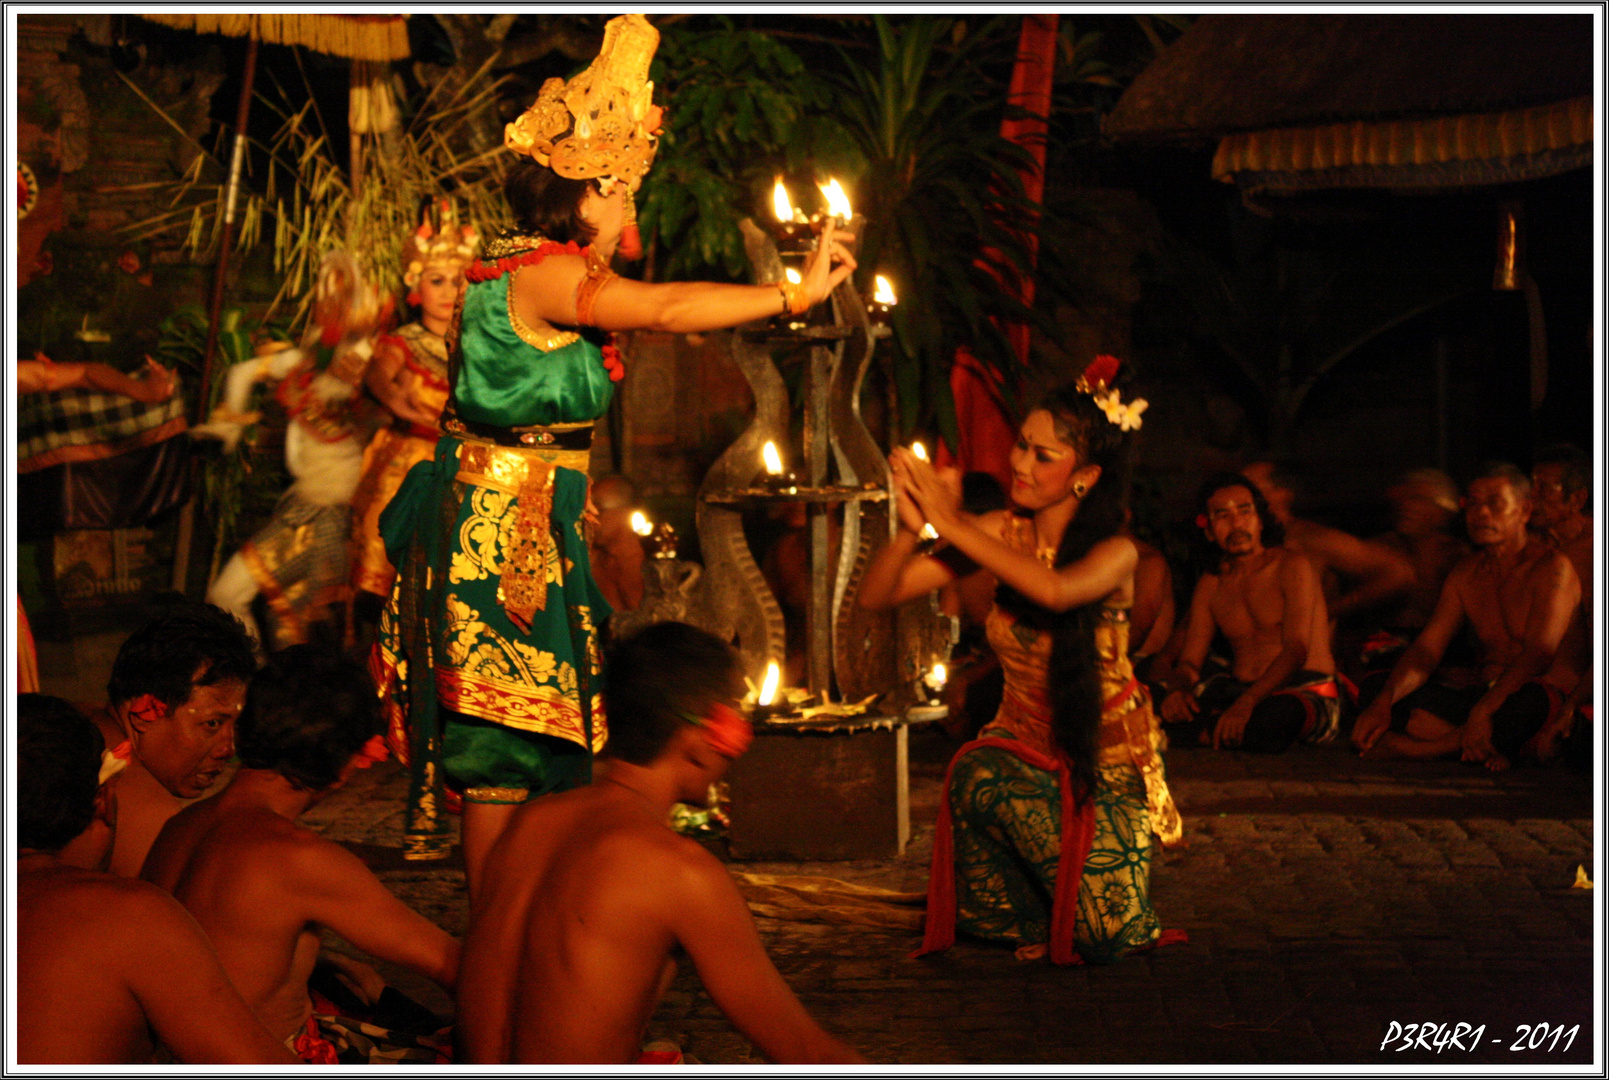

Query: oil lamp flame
[771,178,794,223]
[762,441,783,475]
[629,511,652,537]
[911,441,929,462]
[758,660,780,706]
[874,275,897,305]
[927,662,947,691]
[784,267,802,284]
[819,178,853,221]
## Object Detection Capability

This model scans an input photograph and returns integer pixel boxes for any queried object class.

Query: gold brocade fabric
[453,440,590,632]
[241,496,352,646]
[983,517,1182,846]
[349,325,451,596]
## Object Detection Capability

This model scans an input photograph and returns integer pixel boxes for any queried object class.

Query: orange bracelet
[776,279,809,317]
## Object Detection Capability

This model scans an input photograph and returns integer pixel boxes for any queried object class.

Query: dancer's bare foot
[1483,752,1512,773]
[1014,942,1047,962]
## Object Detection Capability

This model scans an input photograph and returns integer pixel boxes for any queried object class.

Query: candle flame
[784,267,802,284]
[762,441,783,475]
[629,511,652,537]
[930,662,947,688]
[818,178,852,221]
[759,660,780,706]
[874,274,897,305]
[920,523,938,540]
[911,441,929,462]
[771,178,793,223]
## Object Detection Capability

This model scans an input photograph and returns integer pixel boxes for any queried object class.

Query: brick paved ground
[38,626,1598,1066]
[301,727,1598,1067]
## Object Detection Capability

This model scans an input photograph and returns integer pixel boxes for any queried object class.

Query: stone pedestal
[725,713,938,860]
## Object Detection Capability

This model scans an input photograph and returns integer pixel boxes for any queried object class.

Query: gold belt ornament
[455,437,591,633]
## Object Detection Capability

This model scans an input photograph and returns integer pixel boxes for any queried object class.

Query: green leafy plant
[829,15,1052,444]
[641,17,836,282]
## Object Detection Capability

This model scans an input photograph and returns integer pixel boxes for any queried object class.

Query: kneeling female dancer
[860,357,1183,964]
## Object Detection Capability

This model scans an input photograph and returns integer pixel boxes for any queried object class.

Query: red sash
[914,737,1096,966]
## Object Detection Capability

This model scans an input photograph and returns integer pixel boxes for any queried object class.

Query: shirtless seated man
[142,646,459,1063]
[90,602,258,877]
[17,695,297,1065]
[457,621,867,1065]
[1159,473,1341,752]
[1528,444,1594,764]
[1351,462,1581,769]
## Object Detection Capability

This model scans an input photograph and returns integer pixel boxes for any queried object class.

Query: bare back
[19,867,165,1063]
[142,801,325,1041]
[1208,546,1333,682]
[460,787,694,1063]
[18,861,297,1065]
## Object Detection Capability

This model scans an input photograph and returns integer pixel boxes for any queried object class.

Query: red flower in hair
[1083,354,1121,390]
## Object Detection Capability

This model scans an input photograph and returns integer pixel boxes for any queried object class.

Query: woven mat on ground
[731,872,926,931]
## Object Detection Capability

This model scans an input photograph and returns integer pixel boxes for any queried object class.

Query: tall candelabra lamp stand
[693,219,954,860]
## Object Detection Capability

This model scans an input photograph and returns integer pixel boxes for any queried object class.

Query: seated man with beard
[1159,473,1341,752]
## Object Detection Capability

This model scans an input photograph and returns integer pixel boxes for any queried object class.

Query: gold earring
[1073,482,1088,498]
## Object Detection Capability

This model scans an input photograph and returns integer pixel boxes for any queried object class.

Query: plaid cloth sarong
[17,386,187,474]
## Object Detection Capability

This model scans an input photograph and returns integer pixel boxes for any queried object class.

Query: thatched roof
[137,14,410,62]
[1106,14,1591,143]
[1105,14,1592,192]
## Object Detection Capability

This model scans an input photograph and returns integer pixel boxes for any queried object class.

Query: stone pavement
[302,727,1598,1067]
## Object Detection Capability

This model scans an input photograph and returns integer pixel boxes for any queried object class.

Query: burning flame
[771,178,794,223]
[758,660,780,706]
[629,511,652,537]
[911,441,929,462]
[927,662,948,690]
[762,441,783,475]
[874,275,897,305]
[818,178,853,221]
[784,267,802,284]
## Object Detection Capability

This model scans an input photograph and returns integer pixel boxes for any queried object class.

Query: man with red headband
[143,646,457,1063]
[456,622,865,1065]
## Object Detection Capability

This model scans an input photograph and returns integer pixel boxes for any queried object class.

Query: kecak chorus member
[17,694,297,1065]
[860,356,1183,965]
[1159,474,1342,752]
[89,602,257,878]
[1352,462,1580,769]
[456,622,865,1064]
[372,12,855,898]
[142,647,458,1064]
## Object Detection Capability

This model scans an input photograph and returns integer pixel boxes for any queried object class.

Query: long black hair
[994,375,1136,804]
[503,156,598,246]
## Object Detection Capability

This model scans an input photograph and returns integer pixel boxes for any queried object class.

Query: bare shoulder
[1274,544,1320,581]
[1526,547,1577,589]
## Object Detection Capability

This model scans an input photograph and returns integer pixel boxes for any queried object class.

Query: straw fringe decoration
[138,13,411,62]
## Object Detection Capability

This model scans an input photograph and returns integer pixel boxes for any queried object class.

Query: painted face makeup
[1007,410,1082,512]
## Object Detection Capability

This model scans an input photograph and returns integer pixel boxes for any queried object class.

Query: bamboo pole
[197,34,260,422]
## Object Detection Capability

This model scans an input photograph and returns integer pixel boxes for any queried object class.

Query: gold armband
[574,258,618,327]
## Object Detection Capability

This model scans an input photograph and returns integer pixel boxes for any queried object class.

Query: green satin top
[453,272,614,428]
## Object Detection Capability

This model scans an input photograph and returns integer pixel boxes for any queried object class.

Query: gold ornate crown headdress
[402,199,480,294]
[504,13,664,198]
